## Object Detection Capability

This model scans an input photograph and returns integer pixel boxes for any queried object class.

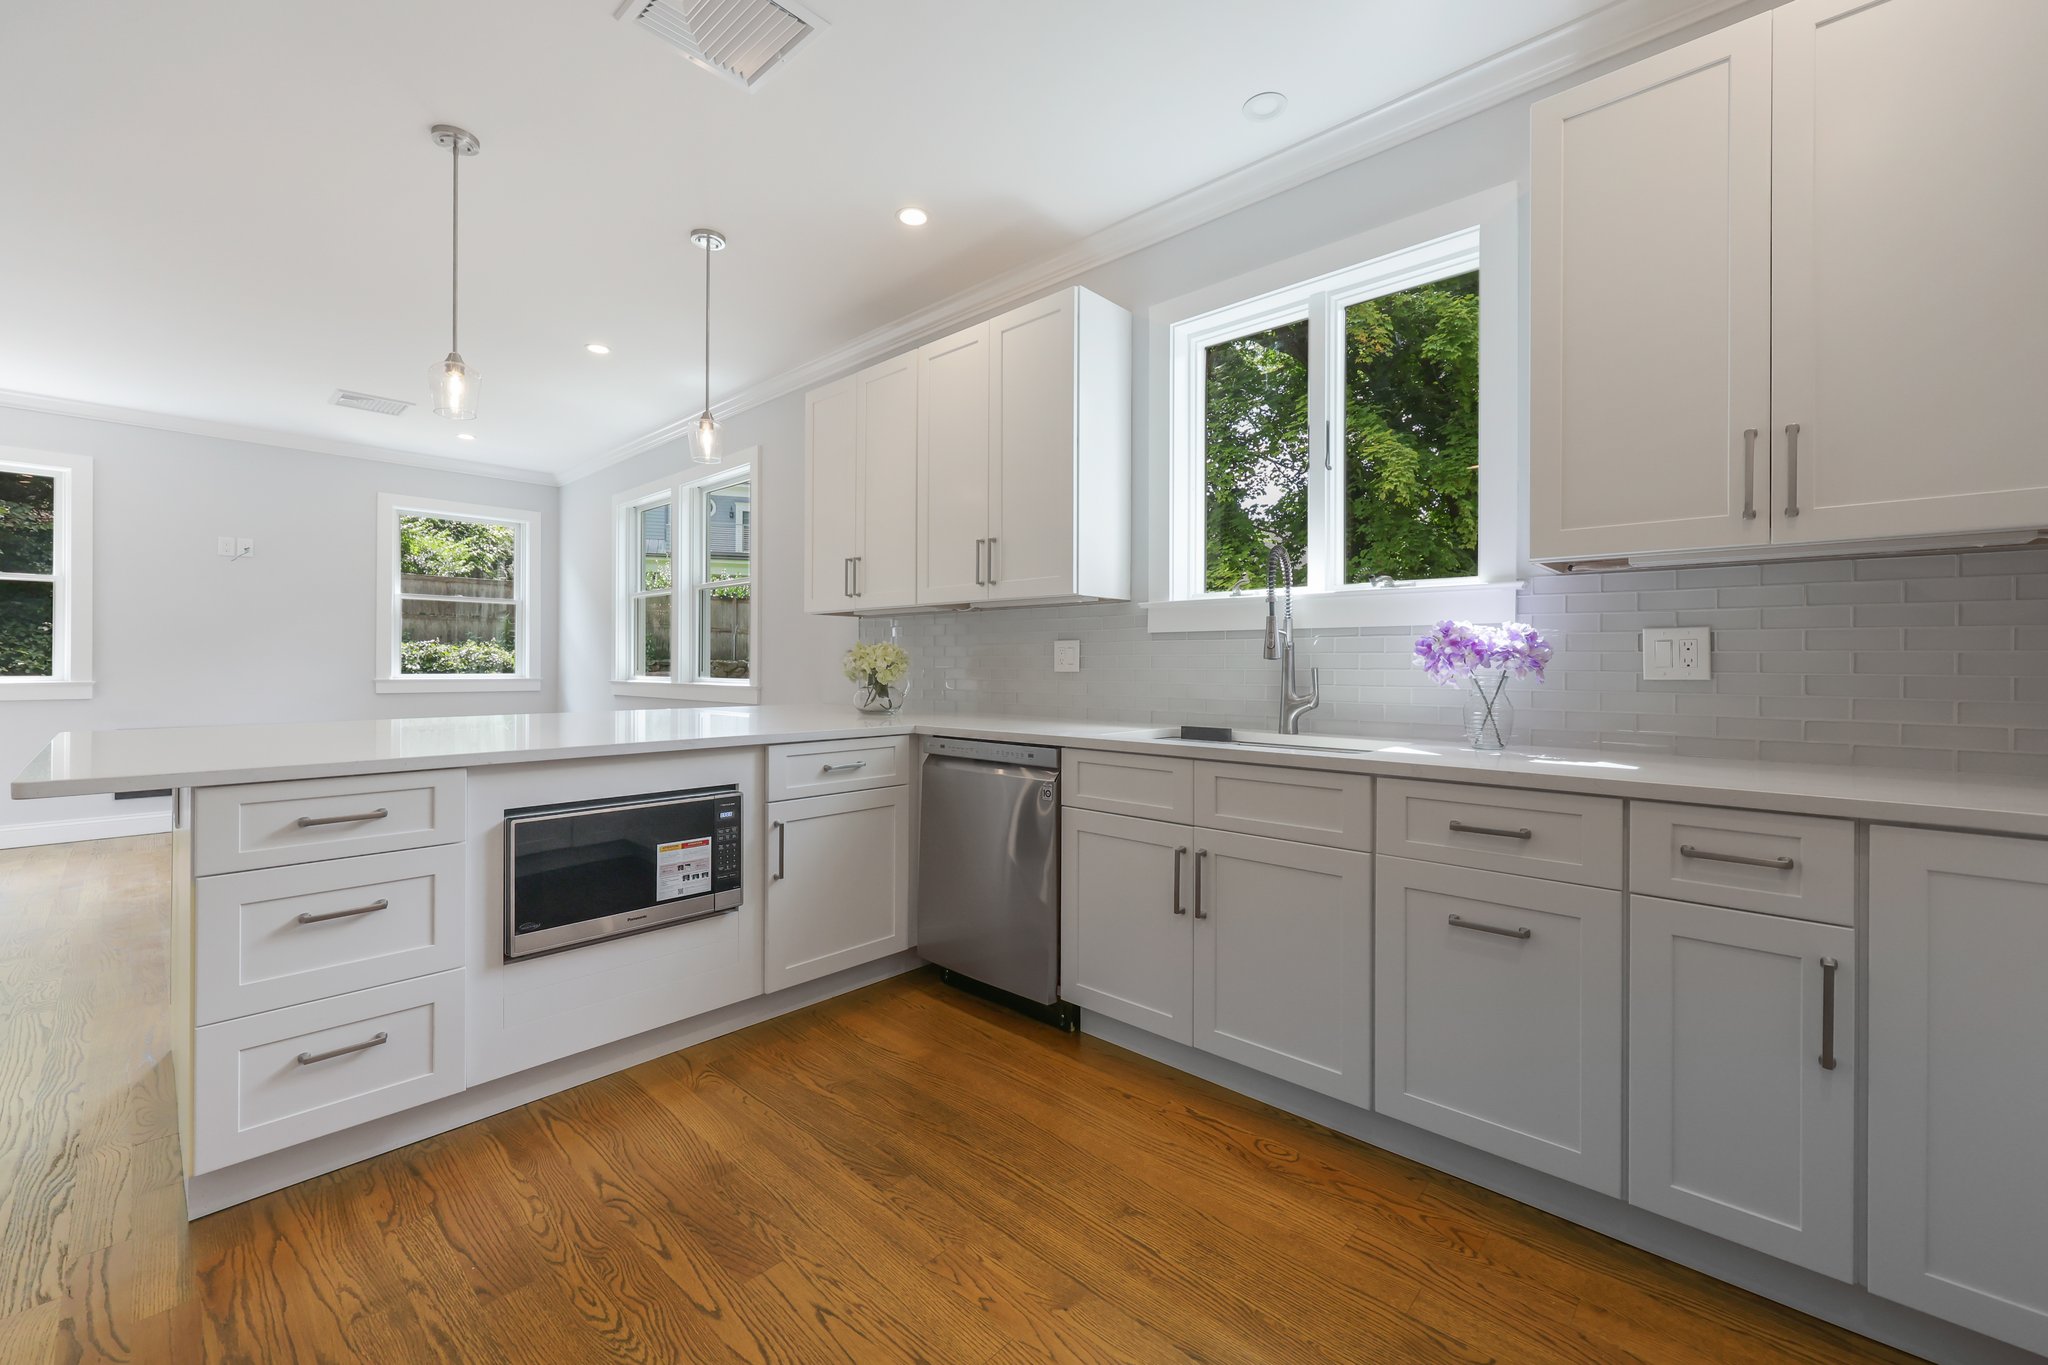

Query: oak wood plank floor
[0,834,1922,1364]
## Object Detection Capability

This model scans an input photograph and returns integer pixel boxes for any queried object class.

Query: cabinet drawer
[1376,779,1622,889]
[194,770,464,875]
[194,845,465,1024]
[1374,857,1624,1194]
[765,736,908,801]
[1629,802,1852,925]
[190,970,465,1173]
[1195,761,1371,852]
[1062,748,1193,822]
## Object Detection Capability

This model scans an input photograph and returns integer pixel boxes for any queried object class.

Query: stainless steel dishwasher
[916,736,1075,1028]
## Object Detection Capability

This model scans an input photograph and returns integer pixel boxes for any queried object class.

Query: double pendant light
[422,123,729,455]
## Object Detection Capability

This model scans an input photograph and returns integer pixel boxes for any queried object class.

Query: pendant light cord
[702,235,712,417]
[450,139,461,355]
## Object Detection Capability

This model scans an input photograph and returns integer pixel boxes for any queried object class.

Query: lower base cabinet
[1374,856,1624,1194]
[1061,808,1195,1041]
[1868,827,2048,1356]
[764,786,910,991]
[1628,896,1855,1280]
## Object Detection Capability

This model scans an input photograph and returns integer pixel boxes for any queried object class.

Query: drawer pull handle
[1818,956,1839,1071]
[1449,914,1532,941]
[296,899,389,925]
[297,1032,389,1065]
[820,761,867,774]
[1172,846,1187,916]
[1447,820,1532,841]
[1193,848,1208,920]
[296,808,389,829]
[1679,844,1795,871]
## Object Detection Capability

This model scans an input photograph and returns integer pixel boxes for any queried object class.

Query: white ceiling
[0,0,1712,480]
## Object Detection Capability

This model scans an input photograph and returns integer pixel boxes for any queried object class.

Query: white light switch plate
[1053,640,1081,673]
[1641,626,1711,680]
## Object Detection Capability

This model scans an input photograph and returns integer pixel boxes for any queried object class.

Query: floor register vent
[615,0,824,88]
[329,389,412,416]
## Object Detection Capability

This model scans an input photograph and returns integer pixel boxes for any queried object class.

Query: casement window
[0,448,93,701]
[614,454,758,704]
[1154,186,1520,632]
[374,493,539,692]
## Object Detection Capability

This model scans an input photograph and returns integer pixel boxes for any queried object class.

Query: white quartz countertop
[15,705,2048,838]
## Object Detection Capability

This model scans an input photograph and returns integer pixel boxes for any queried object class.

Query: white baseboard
[183,949,925,1218]
[0,809,173,850]
[1080,1011,2042,1365]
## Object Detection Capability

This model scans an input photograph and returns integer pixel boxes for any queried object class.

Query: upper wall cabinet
[805,286,1132,615]
[1531,0,2048,566]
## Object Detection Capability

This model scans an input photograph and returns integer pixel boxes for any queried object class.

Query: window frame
[612,450,760,705]
[0,447,93,701]
[374,492,540,693]
[1152,185,1522,634]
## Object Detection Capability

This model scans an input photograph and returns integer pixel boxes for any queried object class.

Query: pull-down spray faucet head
[1263,543,1293,660]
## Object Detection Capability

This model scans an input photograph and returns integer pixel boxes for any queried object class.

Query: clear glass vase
[855,678,908,715]
[1464,670,1515,750]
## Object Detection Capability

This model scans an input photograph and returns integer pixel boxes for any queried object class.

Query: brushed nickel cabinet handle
[1172,846,1187,916]
[974,539,986,586]
[1741,428,1758,520]
[1449,913,1532,941]
[843,557,853,597]
[297,1032,388,1065]
[853,556,862,598]
[1680,844,1795,871]
[1193,848,1208,920]
[1447,820,1532,841]
[296,808,389,829]
[1818,956,1839,1071]
[820,760,867,774]
[987,537,998,585]
[1783,423,1801,518]
[772,820,787,881]
[296,899,389,925]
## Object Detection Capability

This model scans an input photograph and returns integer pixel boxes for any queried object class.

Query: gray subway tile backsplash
[866,549,2048,775]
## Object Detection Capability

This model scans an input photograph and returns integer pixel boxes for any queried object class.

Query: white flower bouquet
[843,641,911,713]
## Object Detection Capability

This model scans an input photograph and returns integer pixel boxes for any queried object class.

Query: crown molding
[559,0,1752,488]
[0,387,560,487]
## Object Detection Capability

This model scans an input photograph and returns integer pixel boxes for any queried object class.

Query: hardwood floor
[0,834,1921,1365]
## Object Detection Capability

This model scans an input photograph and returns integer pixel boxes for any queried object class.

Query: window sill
[613,680,761,705]
[1145,581,1522,635]
[374,676,543,695]
[0,679,94,701]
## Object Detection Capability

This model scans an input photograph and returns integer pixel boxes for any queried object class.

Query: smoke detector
[330,389,412,416]
[615,0,825,88]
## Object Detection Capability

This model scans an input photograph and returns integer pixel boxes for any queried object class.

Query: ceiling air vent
[615,0,824,88]
[330,389,412,417]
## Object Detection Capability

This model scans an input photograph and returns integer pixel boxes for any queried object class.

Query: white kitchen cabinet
[1628,896,1855,1280]
[1374,856,1624,1194]
[1060,808,1194,1043]
[764,786,910,991]
[916,322,991,603]
[803,356,919,614]
[1771,0,2048,545]
[1868,827,2048,1356]
[1191,829,1371,1105]
[1530,13,1773,562]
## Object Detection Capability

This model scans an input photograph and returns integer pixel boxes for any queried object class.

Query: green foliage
[400,638,516,674]
[0,473,56,677]
[0,582,53,678]
[400,515,515,580]
[1203,320,1309,592]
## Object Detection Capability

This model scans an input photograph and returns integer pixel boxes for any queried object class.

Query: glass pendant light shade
[692,410,719,464]
[431,352,479,420]
[690,228,725,465]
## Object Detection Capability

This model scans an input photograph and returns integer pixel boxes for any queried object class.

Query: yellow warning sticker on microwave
[657,837,712,901]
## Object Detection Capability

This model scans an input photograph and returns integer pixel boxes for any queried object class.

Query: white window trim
[611,450,761,705]
[374,492,541,693]
[1148,184,1523,634]
[0,447,93,701]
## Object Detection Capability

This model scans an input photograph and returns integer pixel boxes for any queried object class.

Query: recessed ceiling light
[585,343,610,354]
[1242,91,1288,122]
[457,432,475,441]
[897,207,928,227]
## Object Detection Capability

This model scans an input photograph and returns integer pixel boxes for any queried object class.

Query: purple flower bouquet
[1412,620,1552,750]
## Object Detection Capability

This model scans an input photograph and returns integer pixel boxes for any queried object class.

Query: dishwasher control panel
[922,735,1061,769]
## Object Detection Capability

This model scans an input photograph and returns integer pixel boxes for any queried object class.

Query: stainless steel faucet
[1264,545,1320,734]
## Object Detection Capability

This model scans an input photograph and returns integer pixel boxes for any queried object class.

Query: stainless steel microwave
[504,786,743,960]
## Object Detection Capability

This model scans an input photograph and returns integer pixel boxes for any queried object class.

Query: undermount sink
[1109,725,1386,756]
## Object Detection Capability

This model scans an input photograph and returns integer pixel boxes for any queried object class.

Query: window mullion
[1304,293,1338,594]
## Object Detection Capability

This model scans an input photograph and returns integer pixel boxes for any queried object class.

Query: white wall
[0,406,559,844]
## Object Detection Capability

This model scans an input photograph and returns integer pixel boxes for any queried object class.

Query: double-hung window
[375,494,538,692]
[0,449,93,700]
[614,454,758,703]
[1156,187,1520,632]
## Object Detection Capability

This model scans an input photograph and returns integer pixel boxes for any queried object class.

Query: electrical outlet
[1052,639,1081,673]
[235,537,254,558]
[216,536,236,557]
[1642,626,1711,680]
